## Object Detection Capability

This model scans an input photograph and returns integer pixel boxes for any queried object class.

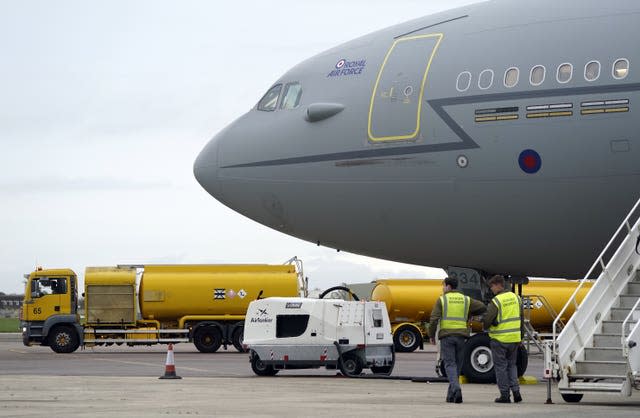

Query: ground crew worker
[483,274,524,403]
[429,276,486,403]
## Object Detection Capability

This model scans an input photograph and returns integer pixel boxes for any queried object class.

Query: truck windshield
[31,277,67,298]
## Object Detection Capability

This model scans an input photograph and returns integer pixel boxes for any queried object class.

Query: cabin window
[613,59,629,80]
[257,84,282,111]
[276,314,310,338]
[280,82,303,109]
[504,67,519,88]
[372,309,384,327]
[456,71,472,92]
[31,277,67,298]
[584,61,600,82]
[557,63,573,84]
[530,65,545,86]
[478,69,494,90]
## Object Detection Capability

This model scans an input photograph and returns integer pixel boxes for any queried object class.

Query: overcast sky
[0,0,481,294]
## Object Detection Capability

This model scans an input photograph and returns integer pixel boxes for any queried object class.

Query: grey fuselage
[194,0,640,278]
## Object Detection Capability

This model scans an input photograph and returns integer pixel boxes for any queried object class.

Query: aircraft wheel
[561,393,583,403]
[250,352,278,376]
[49,325,80,353]
[393,325,421,352]
[462,333,495,383]
[193,326,222,353]
[516,344,528,377]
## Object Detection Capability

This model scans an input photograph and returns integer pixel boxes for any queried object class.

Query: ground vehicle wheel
[371,349,395,376]
[232,326,245,352]
[461,333,495,383]
[49,325,79,353]
[339,352,363,377]
[393,325,421,352]
[250,352,278,376]
[193,326,222,353]
[561,393,583,403]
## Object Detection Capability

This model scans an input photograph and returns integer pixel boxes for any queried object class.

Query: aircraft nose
[193,135,221,200]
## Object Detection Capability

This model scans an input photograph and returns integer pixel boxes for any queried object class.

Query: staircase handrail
[552,197,640,357]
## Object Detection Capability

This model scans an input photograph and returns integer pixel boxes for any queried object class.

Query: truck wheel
[461,333,495,383]
[250,352,278,376]
[393,325,421,352]
[193,326,222,353]
[339,352,363,377]
[232,327,245,353]
[49,325,79,353]
[561,393,583,403]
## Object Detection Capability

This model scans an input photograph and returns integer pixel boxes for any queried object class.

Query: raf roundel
[518,149,542,174]
[335,59,346,69]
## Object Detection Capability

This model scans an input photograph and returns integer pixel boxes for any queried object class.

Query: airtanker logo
[250,308,273,324]
[327,58,366,77]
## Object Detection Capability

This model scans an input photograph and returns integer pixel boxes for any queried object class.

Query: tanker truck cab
[244,298,395,377]
[21,268,82,353]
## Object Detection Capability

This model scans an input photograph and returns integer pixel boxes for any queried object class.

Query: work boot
[453,389,463,404]
[513,391,522,403]
[494,392,511,403]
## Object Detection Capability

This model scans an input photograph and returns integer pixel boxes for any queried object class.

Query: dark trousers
[490,339,520,394]
[440,335,466,397]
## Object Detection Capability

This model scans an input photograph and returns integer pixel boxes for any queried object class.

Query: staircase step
[619,294,640,308]
[593,333,624,347]
[564,381,625,392]
[610,307,633,320]
[627,282,640,294]
[583,347,626,361]
[575,360,627,375]
[601,320,637,334]
[569,374,627,380]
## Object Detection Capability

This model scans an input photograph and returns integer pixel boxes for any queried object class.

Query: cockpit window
[257,84,282,111]
[280,83,303,109]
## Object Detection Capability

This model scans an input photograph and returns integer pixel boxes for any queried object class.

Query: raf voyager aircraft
[195,0,640,279]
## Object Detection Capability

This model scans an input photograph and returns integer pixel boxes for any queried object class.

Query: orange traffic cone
[159,343,182,379]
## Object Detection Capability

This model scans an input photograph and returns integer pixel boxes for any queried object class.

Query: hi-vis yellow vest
[440,292,470,330]
[489,292,522,343]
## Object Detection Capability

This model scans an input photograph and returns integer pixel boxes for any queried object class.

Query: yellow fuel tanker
[371,278,592,352]
[21,260,305,353]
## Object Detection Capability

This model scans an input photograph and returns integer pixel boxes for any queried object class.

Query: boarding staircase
[546,198,640,401]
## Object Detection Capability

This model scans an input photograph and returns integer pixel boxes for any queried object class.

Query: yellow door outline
[367,33,443,142]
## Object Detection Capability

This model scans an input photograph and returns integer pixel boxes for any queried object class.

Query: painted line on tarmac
[9,348,32,354]
[94,357,211,373]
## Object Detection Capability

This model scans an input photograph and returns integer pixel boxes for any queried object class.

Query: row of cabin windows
[457,59,630,92]
[257,82,303,112]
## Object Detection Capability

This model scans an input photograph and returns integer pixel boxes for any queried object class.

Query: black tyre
[250,352,278,376]
[437,358,447,377]
[516,345,528,377]
[193,326,222,353]
[461,333,495,383]
[393,325,421,352]
[561,393,583,403]
[371,349,395,376]
[49,325,79,353]
[232,326,245,353]
[339,352,363,377]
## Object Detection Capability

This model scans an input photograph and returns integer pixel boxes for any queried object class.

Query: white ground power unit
[243,297,395,377]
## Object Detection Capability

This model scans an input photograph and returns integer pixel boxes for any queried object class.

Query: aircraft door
[368,33,443,142]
